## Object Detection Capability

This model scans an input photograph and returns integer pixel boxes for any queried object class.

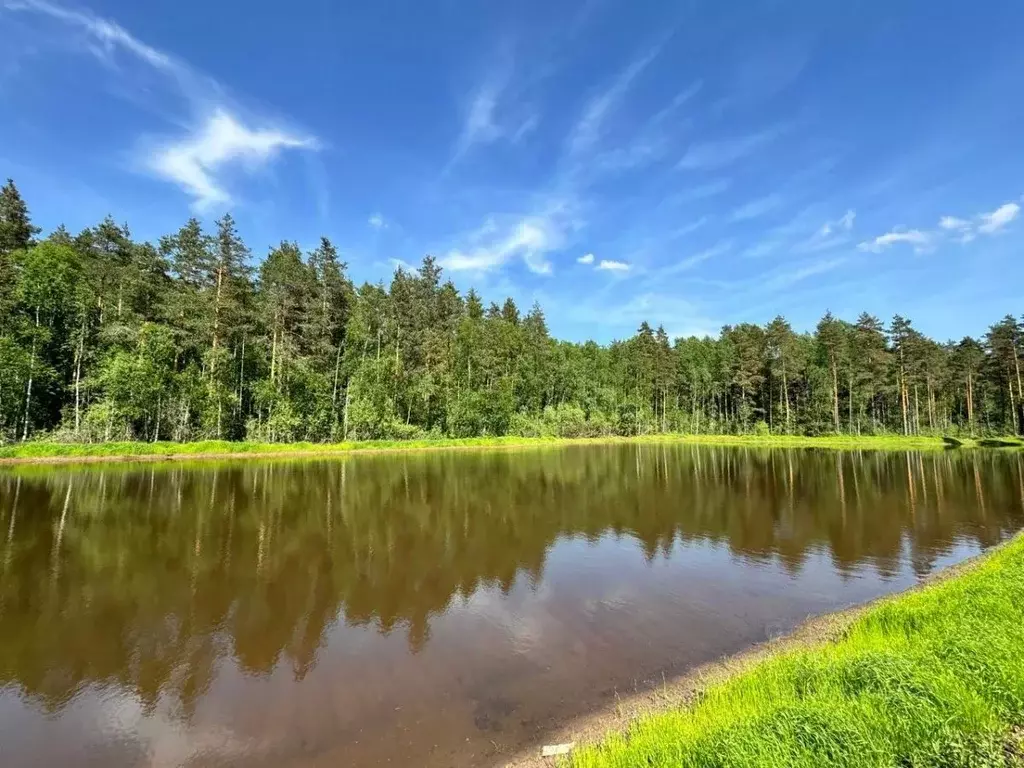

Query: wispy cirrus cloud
[5,0,318,210]
[791,208,856,253]
[147,110,316,210]
[649,80,703,125]
[860,199,1020,255]
[447,48,540,170]
[677,125,786,170]
[818,209,856,237]
[567,44,663,157]
[935,201,1018,243]
[858,229,931,253]
[570,290,718,339]
[759,256,847,292]
[939,215,974,243]
[368,213,387,230]
[440,200,577,276]
[939,215,970,230]
[449,83,504,165]
[661,240,731,275]
[669,217,708,239]
[3,0,175,72]
[978,202,1019,234]
[730,193,783,222]
[664,179,732,206]
[742,239,780,259]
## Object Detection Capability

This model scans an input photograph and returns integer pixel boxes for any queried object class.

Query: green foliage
[0,178,1022,445]
[570,535,1024,768]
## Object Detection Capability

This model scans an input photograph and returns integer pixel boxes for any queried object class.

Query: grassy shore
[0,433,1020,464]
[566,534,1024,768]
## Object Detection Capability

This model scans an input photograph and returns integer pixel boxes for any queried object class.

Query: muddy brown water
[1,444,1023,767]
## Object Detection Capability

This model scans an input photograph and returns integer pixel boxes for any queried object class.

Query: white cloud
[4,0,175,72]
[803,209,856,251]
[669,217,708,239]
[730,193,782,222]
[512,114,540,143]
[147,110,316,210]
[857,229,931,254]
[389,257,416,272]
[939,215,969,231]
[568,45,662,156]
[591,139,667,173]
[451,84,503,163]
[931,203,1017,243]
[977,202,1019,234]
[649,80,703,125]
[368,213,386,230]
[570,291,718,337]
[662,240,731,275]
[447,53,539,167]
[577,252,595,264]
[665,179,732,205]
[677,126,785,170]
[742,240,780,258]
[597,259,630,271]
[8,0,318,209]
[440,215,563,275]
[759,257,847,292]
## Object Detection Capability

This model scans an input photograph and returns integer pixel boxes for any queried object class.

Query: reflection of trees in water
[0,447,1022,716]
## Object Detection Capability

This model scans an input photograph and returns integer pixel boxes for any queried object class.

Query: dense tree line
[0,178,1022,443]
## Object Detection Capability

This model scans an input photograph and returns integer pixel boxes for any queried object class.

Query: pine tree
[0,179,40,256]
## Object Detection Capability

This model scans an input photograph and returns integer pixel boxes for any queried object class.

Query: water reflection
[0,445,1022,766]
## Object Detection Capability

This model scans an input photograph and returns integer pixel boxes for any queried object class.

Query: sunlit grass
[0,433,1020,462]
[570,534,1024,767]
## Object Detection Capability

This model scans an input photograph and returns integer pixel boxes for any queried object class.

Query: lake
[1,444,1023,767]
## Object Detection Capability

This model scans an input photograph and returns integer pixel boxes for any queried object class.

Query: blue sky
[2,0,1023,343]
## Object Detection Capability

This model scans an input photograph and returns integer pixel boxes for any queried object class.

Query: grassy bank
[567,534,1024,768]
[0,433,1019,464]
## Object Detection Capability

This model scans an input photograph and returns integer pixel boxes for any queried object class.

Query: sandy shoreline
[501,541,1008,767]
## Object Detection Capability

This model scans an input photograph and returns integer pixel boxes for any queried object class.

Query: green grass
[0,433,1020,463]
[570,535,1024,768]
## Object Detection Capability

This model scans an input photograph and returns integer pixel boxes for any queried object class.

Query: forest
[0,177,1022,444]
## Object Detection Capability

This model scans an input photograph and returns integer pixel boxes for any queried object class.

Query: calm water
[1,445,1023,767]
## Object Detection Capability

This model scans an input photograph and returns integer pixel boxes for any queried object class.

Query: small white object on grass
[541,743,574,757]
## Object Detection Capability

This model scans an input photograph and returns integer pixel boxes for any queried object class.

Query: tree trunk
[913,384,920,435]
[270,325,278,384]
[848,373,854,433]
[1010,375,1019,435]
[928,379,936,431]
[966,373,974,433]
[898,346,909,435]
[1014,343,1023,421]
[74,320,85,437]
[22,307,39,441]
[830,354,840,433]
[237,334,246,419]
[342,383,351,441]
[900,376,909,436]
[212,263,224,364]
[782,359,790,432]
